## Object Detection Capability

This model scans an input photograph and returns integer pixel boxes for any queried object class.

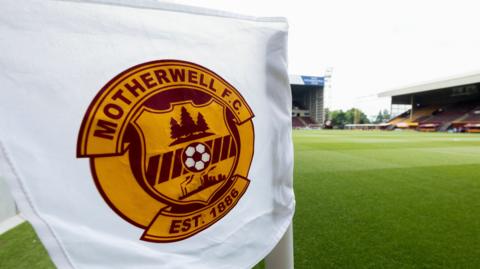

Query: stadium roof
[378,71,480,97]
[289,75,324,86]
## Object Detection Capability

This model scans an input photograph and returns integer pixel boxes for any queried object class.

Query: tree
[329,108,370,128]
[196,113,209,133]
[180,107,196,135]
[345,108,370,124]
[374,110,384,124]
[382,109,391,121]
[170,118,182,139]
[374,109,391,123]
[330,110,346,128]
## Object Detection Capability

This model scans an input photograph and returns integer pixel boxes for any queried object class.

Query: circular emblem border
[76,60,255,242]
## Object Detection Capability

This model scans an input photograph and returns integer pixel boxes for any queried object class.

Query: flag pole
[265,224,294,269]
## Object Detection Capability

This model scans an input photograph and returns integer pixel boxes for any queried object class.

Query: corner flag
[0,0,295,268]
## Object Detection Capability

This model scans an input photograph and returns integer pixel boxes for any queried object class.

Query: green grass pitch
[2,130,480,268]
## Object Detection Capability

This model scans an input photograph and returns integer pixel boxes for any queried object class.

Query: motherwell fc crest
[77,60,254,242]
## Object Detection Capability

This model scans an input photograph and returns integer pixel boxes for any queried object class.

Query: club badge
[77,60,254,242]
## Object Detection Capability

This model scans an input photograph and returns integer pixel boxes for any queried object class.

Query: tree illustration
[196,113,209,133]
[180,107,196,136]
[170,118,182,139]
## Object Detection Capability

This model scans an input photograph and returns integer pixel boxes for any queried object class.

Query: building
[379,72,480,132]
[290,75,326,128]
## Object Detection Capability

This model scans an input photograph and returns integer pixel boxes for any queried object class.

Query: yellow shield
[132,100,237,204]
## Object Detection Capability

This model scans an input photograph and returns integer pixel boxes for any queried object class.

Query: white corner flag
[0,0,295,268]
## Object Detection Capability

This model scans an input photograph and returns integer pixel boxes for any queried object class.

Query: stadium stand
[391,106,440,129]
[461,106,480,122]
[292,117,306,128]
[383,111,409,130]
[453,105,480,133]
[301,117,316,125]
[386,102,480,132]
[379,72,480,132]
[290,75,325,129]
[418,103,476,131]
[464,123,480,133]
